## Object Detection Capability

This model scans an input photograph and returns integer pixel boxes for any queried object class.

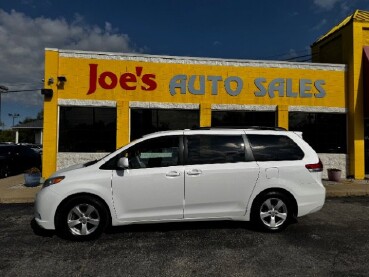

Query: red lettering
[136,66,143,77]
[120,73,137,90]
[87,64,157,94]
[141,74,157,91]
[87,64,98,95]
[98,72,118,89]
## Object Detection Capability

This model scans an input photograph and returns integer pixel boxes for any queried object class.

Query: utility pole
[0,85,9,130]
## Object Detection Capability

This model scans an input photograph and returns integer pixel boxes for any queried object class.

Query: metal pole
[0,85,9,130]
[8,113,20,127]
[0,93,2,130]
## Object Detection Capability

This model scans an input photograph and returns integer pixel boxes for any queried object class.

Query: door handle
[166,171,181,177]
[186,169,202,176]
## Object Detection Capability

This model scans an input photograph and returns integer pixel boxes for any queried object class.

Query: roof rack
[191,126,286,131]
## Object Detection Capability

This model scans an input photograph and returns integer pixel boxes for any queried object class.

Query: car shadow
[105,220,256,235]
[30,218,258,239]
[30,218,55,238]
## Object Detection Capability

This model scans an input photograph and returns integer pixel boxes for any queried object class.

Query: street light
[0,85,9,130]
[8,113,20,127]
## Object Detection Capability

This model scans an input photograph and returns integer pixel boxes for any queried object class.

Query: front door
[111,135,184,222]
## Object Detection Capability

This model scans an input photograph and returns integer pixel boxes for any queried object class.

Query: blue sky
[0,0,369,130]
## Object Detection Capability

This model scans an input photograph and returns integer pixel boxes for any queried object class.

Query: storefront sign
[86,64,326,98]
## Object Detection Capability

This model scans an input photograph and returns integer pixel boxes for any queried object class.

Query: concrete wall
[319,153,348,179]
[57,152,108,170]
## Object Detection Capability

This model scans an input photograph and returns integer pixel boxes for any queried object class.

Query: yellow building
[42,10,369,179]
[312,10,369,179]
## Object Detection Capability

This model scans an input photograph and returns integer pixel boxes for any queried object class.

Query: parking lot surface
[1,197,369,277]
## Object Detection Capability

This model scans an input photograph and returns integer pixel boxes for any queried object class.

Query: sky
[0,0,369,130]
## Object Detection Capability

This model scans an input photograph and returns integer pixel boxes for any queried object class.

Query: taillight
[305,159,323,172]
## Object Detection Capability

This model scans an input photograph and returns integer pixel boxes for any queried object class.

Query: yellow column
[42,50,59,178]
[277,105,289,130]
[200,102,211,127]
[116,100,130,148]
[347,23,365,179]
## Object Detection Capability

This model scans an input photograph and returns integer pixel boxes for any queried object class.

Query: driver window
[124,136,180,169]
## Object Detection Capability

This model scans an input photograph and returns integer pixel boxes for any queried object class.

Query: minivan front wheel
[251,192,292,232]
[56,196,108,241]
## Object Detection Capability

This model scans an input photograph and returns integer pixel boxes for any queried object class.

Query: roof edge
[54,49,347,71]
[312,9,369,46]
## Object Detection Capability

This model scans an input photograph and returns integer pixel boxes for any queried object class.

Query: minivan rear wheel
[56,196,108,241]
[251,191,292,232]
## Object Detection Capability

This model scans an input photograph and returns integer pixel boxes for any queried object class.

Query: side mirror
[117,157,129,169]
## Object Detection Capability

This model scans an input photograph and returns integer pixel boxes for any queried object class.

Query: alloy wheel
[67,203,100,236]
[259,198,288,229]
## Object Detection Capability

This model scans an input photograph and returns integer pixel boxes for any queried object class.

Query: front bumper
[34,187,63,230]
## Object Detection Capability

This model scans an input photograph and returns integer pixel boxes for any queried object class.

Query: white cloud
[0,9,141,107]
[311,18,328,31]
[313,0,340,10]
[213,41,221,46]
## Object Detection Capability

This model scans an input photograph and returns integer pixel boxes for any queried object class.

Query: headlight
[43,176,65,188]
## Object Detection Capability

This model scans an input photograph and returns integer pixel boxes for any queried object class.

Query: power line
[5,89,41,93]
[258,48,311,60]
[2,82,43,87]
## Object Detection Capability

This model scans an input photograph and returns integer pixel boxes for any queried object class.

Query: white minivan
[34,128,325,240]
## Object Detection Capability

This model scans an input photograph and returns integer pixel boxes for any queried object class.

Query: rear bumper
[297,185,326,217]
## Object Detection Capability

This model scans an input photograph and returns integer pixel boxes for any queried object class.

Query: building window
[289,112,347,153]
[130,109,199,140]
[59,107,116,152]
[212,111,275,127]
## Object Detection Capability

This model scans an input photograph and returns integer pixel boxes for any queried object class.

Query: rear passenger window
[186,135,245,165]
[247,135,304,161]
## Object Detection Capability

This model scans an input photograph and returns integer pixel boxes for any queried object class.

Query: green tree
[0,130,15,142]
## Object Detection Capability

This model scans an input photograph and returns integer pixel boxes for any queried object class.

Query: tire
[56,195,109,241]
[251,191,293,232]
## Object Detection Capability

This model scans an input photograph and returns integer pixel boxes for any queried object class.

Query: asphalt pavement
[1,174,369,203]
[1,197,369,276]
